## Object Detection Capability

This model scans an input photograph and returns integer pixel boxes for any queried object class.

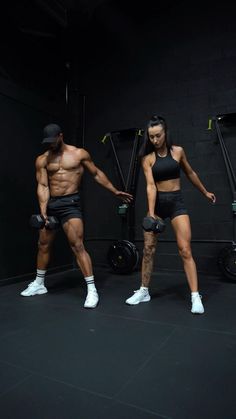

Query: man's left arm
[81,149,133,203]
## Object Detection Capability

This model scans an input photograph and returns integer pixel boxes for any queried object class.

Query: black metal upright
[102,128,143,274]
[125,129,142,242]
[102,128,142,240]
[214,113,236,280]
[214,115,236,244]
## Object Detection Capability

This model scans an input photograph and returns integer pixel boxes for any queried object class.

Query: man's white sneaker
[125,289,151,305]
[20,280,48,297]
[84,290,99,308]
[191,294,204,314]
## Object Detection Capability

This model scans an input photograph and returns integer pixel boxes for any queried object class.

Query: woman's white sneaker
[125,289,151,305]
[191,294,204,314]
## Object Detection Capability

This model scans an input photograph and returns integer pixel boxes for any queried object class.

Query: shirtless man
[21,123,133,308]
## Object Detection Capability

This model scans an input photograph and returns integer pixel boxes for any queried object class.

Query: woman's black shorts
[47,193,83,225]
[155,190,188,221]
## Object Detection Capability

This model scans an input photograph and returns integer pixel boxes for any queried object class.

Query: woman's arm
[179,147,216,203]
[142,155,157,217]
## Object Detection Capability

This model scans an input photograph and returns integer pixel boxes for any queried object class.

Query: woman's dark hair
[139,115,172,157]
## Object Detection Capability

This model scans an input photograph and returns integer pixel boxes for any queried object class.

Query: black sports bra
[151,151,180,182]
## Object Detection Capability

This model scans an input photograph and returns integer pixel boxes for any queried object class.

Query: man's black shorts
[47,193,83,225]
[155,190,188,221]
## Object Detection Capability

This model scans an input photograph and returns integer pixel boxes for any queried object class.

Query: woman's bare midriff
[156,178,181,192]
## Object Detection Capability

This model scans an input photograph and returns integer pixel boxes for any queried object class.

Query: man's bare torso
[39,144,85,197]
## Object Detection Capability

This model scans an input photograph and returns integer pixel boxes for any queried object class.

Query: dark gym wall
[0,79,75,284]
[0,1,73,284]
[1,0,236,283]
[71,0,236,275]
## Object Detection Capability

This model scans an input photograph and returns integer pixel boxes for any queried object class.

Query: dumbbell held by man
[30,214,59,230]
[142,215,166,233]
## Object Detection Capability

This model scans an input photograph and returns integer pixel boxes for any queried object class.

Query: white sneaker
[191,294,204,314]
[20,280,48,297]
[84,289,99,308]
[125,288,151,305]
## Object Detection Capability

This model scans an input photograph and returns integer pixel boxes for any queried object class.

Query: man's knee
[38,239,51,253]
[70,239,85,255]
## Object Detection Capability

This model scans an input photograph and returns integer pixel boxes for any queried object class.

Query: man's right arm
[35,156,50,218]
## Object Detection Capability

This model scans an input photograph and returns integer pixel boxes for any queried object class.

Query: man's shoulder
[35,152,48,167]
[66,144,87,153]
[68,145,90,158]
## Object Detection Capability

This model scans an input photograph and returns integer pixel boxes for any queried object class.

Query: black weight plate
[218,245,236,281]
[107,240,139,274]
[121,240,139,266]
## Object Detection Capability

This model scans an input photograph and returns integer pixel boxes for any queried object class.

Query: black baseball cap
[42,123,62,143]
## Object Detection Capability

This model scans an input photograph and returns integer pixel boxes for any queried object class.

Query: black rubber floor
[0,268,235,419]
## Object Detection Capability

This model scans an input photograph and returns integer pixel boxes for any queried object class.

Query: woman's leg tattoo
[141,232,157,287]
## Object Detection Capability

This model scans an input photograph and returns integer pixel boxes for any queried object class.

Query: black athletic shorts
[155,190,188,221]
[47,193,83,225]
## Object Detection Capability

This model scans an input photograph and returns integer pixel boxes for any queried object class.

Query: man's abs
[48,171,83,197]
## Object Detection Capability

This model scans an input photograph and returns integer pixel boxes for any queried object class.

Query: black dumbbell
[30,214,59,230]
[142,216,166,233]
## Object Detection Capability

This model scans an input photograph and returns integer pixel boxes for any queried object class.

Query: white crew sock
[85,275,96,292]
[35,269,46,285]
[191,291,200,298]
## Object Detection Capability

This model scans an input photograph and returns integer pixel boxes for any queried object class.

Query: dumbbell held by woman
[142,216,166,233]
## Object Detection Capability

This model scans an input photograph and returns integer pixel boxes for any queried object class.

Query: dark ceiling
[0,0,176,98]
[1,0,174,33]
